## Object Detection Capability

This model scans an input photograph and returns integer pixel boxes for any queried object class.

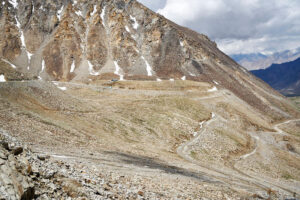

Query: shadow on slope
[104,151,220,184]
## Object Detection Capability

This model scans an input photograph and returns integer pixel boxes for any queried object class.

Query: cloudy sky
[137,0,300,55]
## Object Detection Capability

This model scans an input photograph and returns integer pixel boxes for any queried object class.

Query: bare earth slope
[0,80,300,199]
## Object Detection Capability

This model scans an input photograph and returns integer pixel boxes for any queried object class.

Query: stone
[138,191,144,196]
[283,136,289,141]
[43,170,56,179]
[0,151,7,160]
[21,187,35,200]
[12,147,23,155]
[38,154,50,161]
[17,156,31,175]
[31,164,40,175]
[1,141,10,151]
[1,172,12,185]
[103,184,111,191]
[286,143,295,152]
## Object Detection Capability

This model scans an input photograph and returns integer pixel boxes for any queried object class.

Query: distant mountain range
[231,48,300,70]
[251,57,300,96]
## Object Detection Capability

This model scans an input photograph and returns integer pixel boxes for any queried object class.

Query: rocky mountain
[252,57,300,96]
[231,48,300,70]
[1,0,300,199]
[1,0,298,117]
[1,0,222,81]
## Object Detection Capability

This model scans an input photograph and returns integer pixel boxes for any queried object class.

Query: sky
[137,0,300,55]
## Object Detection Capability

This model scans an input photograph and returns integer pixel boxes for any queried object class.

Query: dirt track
[177,89,300,196]
[1,80,299,199]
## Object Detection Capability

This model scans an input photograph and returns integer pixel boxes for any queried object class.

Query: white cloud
[138,0,300,55]
[217,36,300,55]
[157,0,228,24]
[138,0,166,11]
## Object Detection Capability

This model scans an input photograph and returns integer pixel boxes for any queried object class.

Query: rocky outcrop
[0,139,34,199]
[1,133,157,199]
[0,131,93,199]
[2,131,246,200]
[0,0,259,81]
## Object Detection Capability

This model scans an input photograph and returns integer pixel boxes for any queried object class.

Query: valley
[1,79,300,199]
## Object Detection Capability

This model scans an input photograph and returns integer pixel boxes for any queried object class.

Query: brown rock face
[0,0,220,81]
[86,17,108,71]
[0,10,22,60]
[0,0,299,119]
[43,41,64,80]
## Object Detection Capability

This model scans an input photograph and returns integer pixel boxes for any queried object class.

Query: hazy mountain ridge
[251,57,300,96]
[231,47,300,70]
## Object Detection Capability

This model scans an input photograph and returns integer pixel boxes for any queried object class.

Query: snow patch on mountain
[75,10,83,17]
[114,61,124,81]
[212,112,216,118]
[125,26,130,33]
[208,86,218,92]
[57,5,64,21]
[141,56,153,76]
[15,16,33,70]
[130,15,139,30]
[213,80,219,85]
[180,40,184,47]
[70,61,75,73]
[91,5,97,16]
[88,61,100,76]
[27,51,33,60]
[38,60,45,79]
[58,86,67,91]
[27,52,33,70]
[41,60,45,72]
[0,75,6,82]
[100,6,106,28]
[1,59,16,69]
[188,72,196,76]
[15,17,25,47]
[199,121,205,129]
[9,0,18,8]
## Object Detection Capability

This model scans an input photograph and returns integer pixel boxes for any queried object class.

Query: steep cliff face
[0,0,298,119]
[0,0,216,81]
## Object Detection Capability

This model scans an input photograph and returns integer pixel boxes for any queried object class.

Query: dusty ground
[0,80,300,199]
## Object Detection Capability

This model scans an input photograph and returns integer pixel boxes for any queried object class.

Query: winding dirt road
[176,91,300,196]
